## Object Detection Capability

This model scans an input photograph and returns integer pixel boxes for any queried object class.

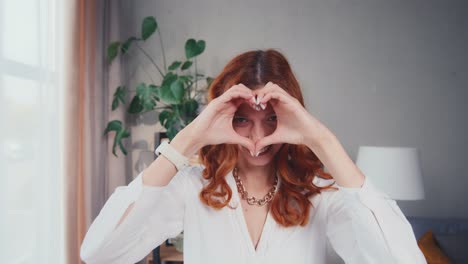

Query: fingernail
[250,96,256,104]
[255,151,260,157]
[260,103,266,110]
[250,150,255,157]
[254,105,261,111]
[257,95,264,105]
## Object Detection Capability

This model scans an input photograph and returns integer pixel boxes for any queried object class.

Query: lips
[257,145,271,156]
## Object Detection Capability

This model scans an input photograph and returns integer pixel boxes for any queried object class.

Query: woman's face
[232,101,283,167]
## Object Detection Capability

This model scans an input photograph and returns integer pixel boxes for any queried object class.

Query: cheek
[233,125,250,137]
[265,122,277,136]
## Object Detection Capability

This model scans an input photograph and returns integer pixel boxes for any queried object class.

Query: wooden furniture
[147,243,183,264]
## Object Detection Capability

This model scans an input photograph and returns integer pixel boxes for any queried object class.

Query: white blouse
[80,165,427,264]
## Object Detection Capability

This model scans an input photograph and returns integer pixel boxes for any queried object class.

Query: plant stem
[195,57,198,91]
[155,106,171,110]
[139,106,171,116]
[135,42,165,78]
[178,116,187,127]
[157,28,167,72]
[128,48,156,84]
[186,82,194,100]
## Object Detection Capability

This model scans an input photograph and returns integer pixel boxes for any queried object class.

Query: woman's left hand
[253,82,333,154]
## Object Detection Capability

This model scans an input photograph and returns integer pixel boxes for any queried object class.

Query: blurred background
[1,0,467,263]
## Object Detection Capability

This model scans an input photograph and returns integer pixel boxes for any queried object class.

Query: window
[0,0,65,263]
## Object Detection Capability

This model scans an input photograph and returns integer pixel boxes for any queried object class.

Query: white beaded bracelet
[154,141,190,171]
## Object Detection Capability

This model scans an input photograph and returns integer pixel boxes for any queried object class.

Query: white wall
[116,0,468,218]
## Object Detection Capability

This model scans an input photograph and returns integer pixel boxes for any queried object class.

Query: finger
[255,82,288,106]
[232,97,248,108]
[258,91,288,107]
[226,83,255,97]
[239,87,258,106]
[267,82,289,95]
[218,90,253,104]
[255,134,282,155]
[249,82,273,110]
[256,82,288,97]
[255,82,274,103]
[233,83,258,106]
[226,134,255,154]
[235,83,254,93]
[222,88,256,110]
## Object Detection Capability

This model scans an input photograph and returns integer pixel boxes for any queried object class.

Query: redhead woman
[80,50,426,264]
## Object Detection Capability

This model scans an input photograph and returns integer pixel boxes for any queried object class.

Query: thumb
[228,134,255,154]
[255,134,281,155]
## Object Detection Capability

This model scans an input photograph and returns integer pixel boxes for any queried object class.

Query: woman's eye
[233,117,248,124]
[267,115,277,122]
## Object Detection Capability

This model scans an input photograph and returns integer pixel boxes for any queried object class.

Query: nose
[249,122,271,142]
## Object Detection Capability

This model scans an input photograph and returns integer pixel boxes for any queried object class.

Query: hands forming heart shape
[185,82,330,156]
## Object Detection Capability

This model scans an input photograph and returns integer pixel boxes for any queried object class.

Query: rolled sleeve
[326,176,427,264]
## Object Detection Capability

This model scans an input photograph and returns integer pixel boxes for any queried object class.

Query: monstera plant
[104,16,213,157]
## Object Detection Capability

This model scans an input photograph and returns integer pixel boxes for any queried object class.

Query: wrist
[305,124,336,152]
[169,128,202,157]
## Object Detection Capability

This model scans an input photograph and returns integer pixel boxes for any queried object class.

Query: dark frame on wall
[154,132,169,160]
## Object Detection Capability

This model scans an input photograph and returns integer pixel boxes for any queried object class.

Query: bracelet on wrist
[155,141,190,171]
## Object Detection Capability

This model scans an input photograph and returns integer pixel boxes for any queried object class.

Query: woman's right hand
[170,84,256,156]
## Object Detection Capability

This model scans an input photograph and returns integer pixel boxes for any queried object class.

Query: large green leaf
[107,41,121,64]
[104,120,131,156]
[179,99,199,124]
[128,96,143,114]
[112,86,127,110]
[185,99,199,114]
[159,110,172,127]
[103,120,122,134]
[160,85,178,104]
[160,77,185,105]
[170,79,185,102]
[121,37,137,54]
[181,60,193,70]
[117,130,130,155]
[136,83,158,112]
[142,16,157,41]
[185,39,205,59]
[150,84,161,101]
[161,72,177,87]
[179,75,193,83]
[160,73,182,104]
[174,99,198,124]
[166,126,178,140]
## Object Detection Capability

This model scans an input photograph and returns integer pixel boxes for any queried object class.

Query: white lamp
[356,146,425,200]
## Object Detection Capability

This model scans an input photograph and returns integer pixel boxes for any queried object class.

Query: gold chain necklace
[233,167,279,206]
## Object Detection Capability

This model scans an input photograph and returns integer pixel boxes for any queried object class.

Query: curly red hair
[198,49,335,227]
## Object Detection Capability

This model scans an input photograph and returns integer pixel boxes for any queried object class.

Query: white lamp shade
[356,146,425,200]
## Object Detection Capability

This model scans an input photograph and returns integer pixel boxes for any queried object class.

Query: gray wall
[117,0,468,218]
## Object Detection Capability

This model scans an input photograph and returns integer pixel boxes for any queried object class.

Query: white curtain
[0,0,69,263]
[0,0,131,262]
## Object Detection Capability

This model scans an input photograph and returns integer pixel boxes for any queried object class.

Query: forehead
[235,102,275,116]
